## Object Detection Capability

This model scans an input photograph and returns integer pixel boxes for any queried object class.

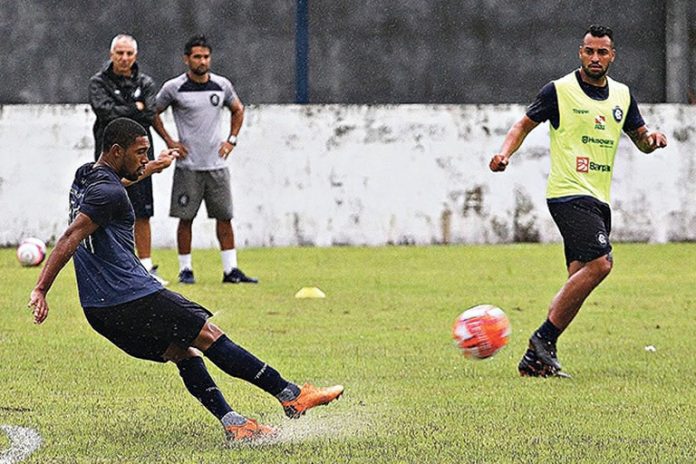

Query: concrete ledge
[1,104,694,247]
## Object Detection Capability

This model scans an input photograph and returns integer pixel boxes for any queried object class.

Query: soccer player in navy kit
[489,26,667,377]
[28,118,344,442]
[153,35,255,285]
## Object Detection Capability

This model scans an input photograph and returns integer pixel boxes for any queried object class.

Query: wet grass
[1,243,695,463]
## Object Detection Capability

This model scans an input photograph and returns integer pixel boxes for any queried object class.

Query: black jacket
[88,62,157,160]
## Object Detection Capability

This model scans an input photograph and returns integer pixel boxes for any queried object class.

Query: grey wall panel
[0,0,671,104]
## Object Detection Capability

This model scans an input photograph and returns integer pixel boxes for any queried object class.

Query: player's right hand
[489,154,509,172]
[152,149,178,173]
[28,288,49,325]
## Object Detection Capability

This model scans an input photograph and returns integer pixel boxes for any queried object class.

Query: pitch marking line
[0,426,41,464]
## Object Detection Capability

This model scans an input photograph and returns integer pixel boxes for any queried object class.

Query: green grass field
[1,244,695,463]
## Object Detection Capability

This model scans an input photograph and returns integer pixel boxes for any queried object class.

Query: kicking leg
[163,344,275,441]
[192,322,344,419]
[191,322,298,399]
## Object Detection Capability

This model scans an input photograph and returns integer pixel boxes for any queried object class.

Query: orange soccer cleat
[224,418,278,442]
[281,383,345,419]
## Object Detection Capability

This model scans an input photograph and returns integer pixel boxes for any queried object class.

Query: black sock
[204,335,289,396]
[535,318,562,343]
[177,357,233,420]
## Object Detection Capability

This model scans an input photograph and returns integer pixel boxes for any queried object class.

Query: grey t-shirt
[156,72,238,171]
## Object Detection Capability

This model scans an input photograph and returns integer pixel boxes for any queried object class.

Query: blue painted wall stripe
[295,0,309,103]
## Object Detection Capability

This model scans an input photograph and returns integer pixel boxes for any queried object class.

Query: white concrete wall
[1,104,694,248]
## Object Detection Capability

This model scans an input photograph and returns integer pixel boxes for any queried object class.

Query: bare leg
[134,217,151,259]
[177,219,194,255]
[216,219,235,251]
[163,344,201,363]
[519,254,612,377]
[191,321,224,351]
[547,254,613,331]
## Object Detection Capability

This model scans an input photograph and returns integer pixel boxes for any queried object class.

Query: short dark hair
[184,34,212,55]
[585,25,614,45]
[102,118,147,153]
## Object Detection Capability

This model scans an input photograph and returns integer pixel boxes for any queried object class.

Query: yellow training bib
[546,71,630,204]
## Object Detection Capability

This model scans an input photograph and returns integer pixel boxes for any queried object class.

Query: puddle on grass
[229,408,372,448]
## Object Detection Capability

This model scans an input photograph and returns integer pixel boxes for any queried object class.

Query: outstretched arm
[121,148,179,187]
[28,213,99,324]
[626,125,667,153]
[489,115,540,172]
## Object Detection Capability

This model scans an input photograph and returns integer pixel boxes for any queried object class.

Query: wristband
[227,135,238,146]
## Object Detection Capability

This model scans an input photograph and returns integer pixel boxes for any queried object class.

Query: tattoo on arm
[627,128,652,153]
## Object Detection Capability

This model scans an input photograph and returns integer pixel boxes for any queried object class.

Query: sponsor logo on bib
[581,135,614,148]
[576,157,589,173]
[594,114,606,130]
[576,156,611,173]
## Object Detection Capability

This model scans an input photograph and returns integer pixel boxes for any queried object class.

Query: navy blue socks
[176,356,233,420]
[204,335,291,397]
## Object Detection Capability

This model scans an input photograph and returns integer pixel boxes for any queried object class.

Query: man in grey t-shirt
[153,34,257,284]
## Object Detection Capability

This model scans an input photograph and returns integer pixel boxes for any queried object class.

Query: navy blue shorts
[83,289,212,363]
[547,196,612,267]
[125,176,154,219]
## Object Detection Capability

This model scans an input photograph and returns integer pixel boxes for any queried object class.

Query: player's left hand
[28,288,49,324]
[647,131,667,150]
[219,141,235,160]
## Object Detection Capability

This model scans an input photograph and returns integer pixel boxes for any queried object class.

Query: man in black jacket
[89,34,166,284]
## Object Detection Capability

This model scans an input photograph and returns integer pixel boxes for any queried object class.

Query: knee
[163,345,199,363]
[595,253,613,277]
[192,322,224,351]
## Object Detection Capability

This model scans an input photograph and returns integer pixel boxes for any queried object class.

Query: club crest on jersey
[576,156,589,173]
[210,94,220,106]
[594,114,606,130]
[612,106,623,122]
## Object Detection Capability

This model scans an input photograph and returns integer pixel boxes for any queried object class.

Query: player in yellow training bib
[489,25,667,378]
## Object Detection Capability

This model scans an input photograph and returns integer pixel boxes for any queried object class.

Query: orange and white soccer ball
[16,237,47,267]
[452,304,511,359]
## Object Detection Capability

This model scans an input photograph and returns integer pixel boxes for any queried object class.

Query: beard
[583,63,609,81]
[122,166,144,181]
[191,65,208,76]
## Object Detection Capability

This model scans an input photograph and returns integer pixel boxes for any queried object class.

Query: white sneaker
[149,265,169,286]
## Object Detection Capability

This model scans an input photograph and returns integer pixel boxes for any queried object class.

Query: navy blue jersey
[526,70,645,132]
[69,163,161,308]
